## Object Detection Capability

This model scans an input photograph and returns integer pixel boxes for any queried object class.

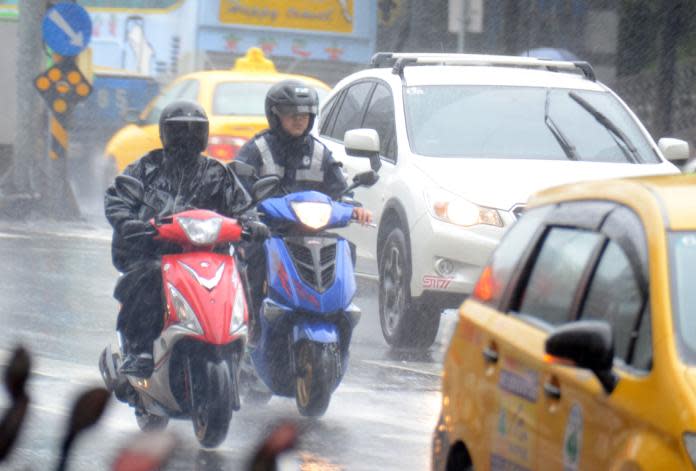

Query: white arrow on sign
[49,8,84,48]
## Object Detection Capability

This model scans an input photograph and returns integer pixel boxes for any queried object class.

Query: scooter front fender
[292,322,338,344]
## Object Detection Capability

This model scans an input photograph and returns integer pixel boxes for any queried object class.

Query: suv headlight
[424,188,503,227]
[167,283,203,334]
[178,217,222,245]
[290,201,332,229]
[684,433,696,466]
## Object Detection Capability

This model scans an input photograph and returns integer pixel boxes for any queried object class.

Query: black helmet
[265,79,319,135]
[159,100,209,157]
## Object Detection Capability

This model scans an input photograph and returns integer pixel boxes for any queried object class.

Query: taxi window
[517,228,603,327]
[213,82,274,116]
[472,205,551,308]
[580,241,645,362]
[142,79,197,125]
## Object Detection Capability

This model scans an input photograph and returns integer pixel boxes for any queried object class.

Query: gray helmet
[158,100,209,155]
[265,79,319,135]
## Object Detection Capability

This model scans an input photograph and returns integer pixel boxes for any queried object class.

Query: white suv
[317,53,684,350]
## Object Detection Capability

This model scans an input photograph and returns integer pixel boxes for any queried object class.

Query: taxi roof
[177,69,331,90]
[174,47,331,91]
[529,174,696,231]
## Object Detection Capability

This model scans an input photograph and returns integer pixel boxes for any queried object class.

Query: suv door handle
[482,345,499,364]
[543,381,561,400]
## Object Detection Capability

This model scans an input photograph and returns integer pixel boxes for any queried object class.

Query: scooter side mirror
[252,176,280,202]
[115,175,145,203]
[353,170,379,188]
[229,160,257,179]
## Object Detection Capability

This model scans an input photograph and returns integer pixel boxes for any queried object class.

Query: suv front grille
[286,238,337,292]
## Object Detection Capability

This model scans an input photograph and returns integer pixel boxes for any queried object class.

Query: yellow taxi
[103,47,331,173]
[433,173,696,470]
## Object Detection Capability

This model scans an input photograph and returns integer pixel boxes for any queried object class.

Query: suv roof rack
[370,52,596,82]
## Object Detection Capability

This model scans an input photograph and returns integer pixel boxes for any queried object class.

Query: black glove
[120,219,155,240]
[243,220,270,242]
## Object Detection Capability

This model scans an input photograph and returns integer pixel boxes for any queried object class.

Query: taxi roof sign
[233,47,277,74]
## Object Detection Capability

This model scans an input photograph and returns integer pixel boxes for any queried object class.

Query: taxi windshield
[670,231,696,362]
[213,82,275,116]
[404,85,660,163]
[213,82,329,117]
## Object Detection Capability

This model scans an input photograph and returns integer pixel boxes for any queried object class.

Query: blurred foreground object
[0,346,31,462]
[112,430,178,471]
[248,421,299,471]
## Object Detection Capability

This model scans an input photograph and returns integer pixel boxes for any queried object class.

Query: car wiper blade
[545,89,579,161]
[568,91,639,163]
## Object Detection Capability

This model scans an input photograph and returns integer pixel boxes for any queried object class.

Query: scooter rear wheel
[295,342,337,417]
[191,360,234,448]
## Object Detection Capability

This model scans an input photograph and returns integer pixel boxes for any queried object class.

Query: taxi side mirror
[545,320,618,394]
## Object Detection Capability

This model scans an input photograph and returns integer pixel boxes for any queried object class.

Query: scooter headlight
[167,283,203,335]
[290,201,332,230]
[178,217,222,245]
[229,291,246,335]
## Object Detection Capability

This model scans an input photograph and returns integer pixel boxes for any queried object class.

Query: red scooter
[100,175,265,448]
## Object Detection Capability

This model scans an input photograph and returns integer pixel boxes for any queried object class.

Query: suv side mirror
[344,128,381,172]
[658,137,690,162]
[545,320,618,394]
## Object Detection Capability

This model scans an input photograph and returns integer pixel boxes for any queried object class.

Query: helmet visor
[163,121,208,148]
[272,104,317,116]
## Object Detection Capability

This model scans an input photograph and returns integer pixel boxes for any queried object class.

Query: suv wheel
[379,226,440,349]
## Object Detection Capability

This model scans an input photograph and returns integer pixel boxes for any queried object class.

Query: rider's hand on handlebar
[120,220,156,239]
[243,220,270,242]
[352,207,373,225]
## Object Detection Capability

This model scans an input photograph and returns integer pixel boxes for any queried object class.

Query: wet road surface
[0,221,459,470]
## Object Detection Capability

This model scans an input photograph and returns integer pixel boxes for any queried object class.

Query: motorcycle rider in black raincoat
[232,79,372,344]
[105,100,251,378]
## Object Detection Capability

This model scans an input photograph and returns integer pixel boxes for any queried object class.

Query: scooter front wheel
[295,342,337,417]
[191,359,234,448]
[136,407,169,431]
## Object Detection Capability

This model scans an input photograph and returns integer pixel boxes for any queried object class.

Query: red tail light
[206,135,247,161]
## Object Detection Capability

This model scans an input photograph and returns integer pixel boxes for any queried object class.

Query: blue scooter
[233,161,379,417]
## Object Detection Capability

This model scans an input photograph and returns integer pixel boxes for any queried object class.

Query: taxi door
[455,205,553,469]
[535,206,652,469]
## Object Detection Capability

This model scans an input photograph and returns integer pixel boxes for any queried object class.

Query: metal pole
[11,0,49,198]
[457,0,467,53]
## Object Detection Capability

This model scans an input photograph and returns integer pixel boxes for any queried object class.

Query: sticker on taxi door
[563,403,583,470]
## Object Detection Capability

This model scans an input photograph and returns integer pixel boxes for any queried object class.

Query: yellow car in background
[433,174,696,470]
[104,47,330,173]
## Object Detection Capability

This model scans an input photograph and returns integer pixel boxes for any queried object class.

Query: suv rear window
[404,85,659,163]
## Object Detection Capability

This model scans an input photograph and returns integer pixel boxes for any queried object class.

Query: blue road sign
[42,3,92,57]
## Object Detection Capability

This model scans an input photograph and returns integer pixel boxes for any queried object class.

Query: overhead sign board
[218,0,353,33]
[42,3,92,57]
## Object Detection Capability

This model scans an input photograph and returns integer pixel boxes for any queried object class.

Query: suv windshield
[670,232,696,363]
[404,85,660,163]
